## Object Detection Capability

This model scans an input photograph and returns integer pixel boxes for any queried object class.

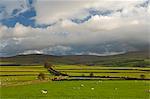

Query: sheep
[81,84,84,87]
[91,88,94,90]
[98,81,102,83]
[77,87,80,89]
[73,87,76,89]
[41,90,48,94]
[145,89,150,93]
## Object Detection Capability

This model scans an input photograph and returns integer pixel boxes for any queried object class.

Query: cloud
[34,0,92,24]
[0,0,149,56]
[34,0,146,24]
[0,0,30,19]
[20,50,44,55]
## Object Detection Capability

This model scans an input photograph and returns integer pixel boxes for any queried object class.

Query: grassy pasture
[0,66,49,76]
[54,65,150,79]
[0,76,37,82]
[0,65,150,87]
[0,76,37,86]
[0,51,149,98]
[54,65,150,70]
[0,65,150,99]
[66,72,150,78]
[0,71,50,75]
[0,65,50,86]
[58,69,147,72]
[0,66,45,71]
[1,80,149,99]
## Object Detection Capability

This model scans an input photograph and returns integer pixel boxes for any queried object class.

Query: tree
[38,73,45,80]
[140,74,145,79]
[90,72,94,77]
[44,62,53,69]
[82,74,85,77]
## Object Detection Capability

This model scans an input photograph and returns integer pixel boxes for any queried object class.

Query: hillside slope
[0,51,149,67]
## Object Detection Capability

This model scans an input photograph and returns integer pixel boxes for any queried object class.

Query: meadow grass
[0,65,150,86]
[54,65,150,79]
[0,65,50,86]
[0,76,37,81]
[0,65,150,99]
[0,80,149,99]
[0,72,50,75]
[58,69,148,73]
[54,65,150,70]
[66,72,150,78]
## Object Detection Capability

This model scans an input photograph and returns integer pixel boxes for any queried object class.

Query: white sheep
[98,81,102,83]
[41,90,48,94]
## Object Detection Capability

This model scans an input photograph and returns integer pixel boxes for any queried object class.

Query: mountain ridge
[0,51,149,67]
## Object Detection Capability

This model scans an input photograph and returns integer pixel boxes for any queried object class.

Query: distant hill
[0,51,149,67]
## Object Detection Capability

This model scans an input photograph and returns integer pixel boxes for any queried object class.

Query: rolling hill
[0,51,149,67]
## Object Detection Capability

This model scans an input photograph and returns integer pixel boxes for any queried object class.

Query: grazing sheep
[73,87,76,89]
[146,90,150,93]
[81,84,84,87]
[91,88,94,90]
[77,87,80,89]
[41,90,48,94]
[98,81,102,83]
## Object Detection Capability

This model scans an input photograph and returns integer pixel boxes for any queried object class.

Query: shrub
[140,74,145,79]
[38,73,45,80]
[82,74,85,76]
[90,72,94,77]
[44,62,53,68]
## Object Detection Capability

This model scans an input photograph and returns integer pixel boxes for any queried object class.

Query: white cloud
[0,0,149,56]
[34,0,146,24]
[21,50,44,55]
[34,0,92,24]
[88,52,125,56]
[0,15,149,52]
[0,0,30,19]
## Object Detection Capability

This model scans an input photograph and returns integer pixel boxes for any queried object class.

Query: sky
[0,0,150,56]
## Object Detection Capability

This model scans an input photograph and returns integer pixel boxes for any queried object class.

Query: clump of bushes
[140,74,145,79]
[38,73,45,80]
[90,72,94,77]
[44,62,53,68]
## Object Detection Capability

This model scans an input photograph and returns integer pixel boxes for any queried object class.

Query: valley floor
[0,80,149,99]
[0,65,150,99]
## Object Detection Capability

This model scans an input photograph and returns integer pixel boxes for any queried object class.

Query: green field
[0,65,51,86]
[1,80,150,99]
[0,65,150,86]
[54,65,150,79]
[0,64,150,99]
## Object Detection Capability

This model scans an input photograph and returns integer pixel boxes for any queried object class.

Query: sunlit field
[0,65,150,86]
[1,80,149,99]
[0,64,149,99]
